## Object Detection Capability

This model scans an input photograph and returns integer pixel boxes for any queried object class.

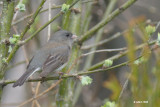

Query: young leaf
[103,59,113,68]
[145,25,156,36]
[61,4,70,13]
[16,3,26,12]
[13,34,20,39]
[101,100,116,107]
[81,76,93,86]
[9,37,17,44]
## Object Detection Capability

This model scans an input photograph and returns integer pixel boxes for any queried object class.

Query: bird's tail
[13,68,40,87]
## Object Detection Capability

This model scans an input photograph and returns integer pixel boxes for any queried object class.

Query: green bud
[2,58,7,63]
[16,3,26,12]
[134,57,146,65]
[13,34,20,39]
[103,59,113,67]
[145,25,156,36]
[81,76,92,86]
[101,100,116,107]
[9,37,17,44]
[61,4,70,12]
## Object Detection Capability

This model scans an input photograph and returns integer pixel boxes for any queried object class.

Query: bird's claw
[58,72,64,79]
[41,77,46,83]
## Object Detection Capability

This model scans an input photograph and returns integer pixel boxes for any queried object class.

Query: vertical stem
[47,0,51,41]
[0,0,46,76]
[0,1,15,76]
[62,0,73,30]
[86,0,117,68]
[56,1,81,107]
[0,0,15,100]
[73,0,117,105]
[72,2,92,106]
[79,0,137,43]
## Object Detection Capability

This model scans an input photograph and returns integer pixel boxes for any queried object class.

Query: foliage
[145,25,156,36]
[101,100,116,107]
[61,4,70,13]
[9,34,20,44]
[16,3,26,12]
[80,76,93,86]
[103,59,113,67]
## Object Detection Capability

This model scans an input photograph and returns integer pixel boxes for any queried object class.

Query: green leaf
[134,57,146,65]
[61,4,70,13]
[2,58,7,63]
[13,34,20,39]
[81,76,92,86]
[101,100,116,107]
[16,3,26,12]
[145,25,156,36]
[103,59,113,67]
[9,37,17,44]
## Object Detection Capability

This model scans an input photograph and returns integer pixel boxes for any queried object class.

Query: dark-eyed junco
[13,30,77,87]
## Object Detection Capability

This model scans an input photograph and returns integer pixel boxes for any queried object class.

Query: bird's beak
[71,35,78,40]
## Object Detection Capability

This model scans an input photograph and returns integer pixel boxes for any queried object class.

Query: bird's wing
[26,56,34,69]
[40,48,69,77]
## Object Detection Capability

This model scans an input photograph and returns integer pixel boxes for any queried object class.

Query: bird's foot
[40,77,46,83]
[58,72,64,79]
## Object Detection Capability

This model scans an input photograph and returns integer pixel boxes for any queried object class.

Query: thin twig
[13,0,23,21]
[82,0,97,4]
[67,47,126,73]
[4,0,46,68]
[6,60,26,70]
[12,4,61,26]
[18,12,63,46]
[18,80,62,107]
[148,21,160,42]
[87,40,156,71]
[78,0,138,44]
[67,47,126,74]
[118,20,160,101]
[82,48,127,56]
[81,20,159,50]
[47,0,51,41]
[18,0,80,46]
[0,40,157,86]
[32,82,41,107]
[81,31,126,49]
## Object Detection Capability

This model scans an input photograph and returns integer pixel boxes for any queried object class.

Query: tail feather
[13,68,40,87]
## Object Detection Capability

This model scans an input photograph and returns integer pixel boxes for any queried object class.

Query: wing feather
[40,48,69,77]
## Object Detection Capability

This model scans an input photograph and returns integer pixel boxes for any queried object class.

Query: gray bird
[13,30,77,87]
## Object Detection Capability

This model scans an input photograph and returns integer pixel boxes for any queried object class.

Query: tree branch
[0,1,15,75]
[87,39,156,71]
[0,61,128,87]
[0,39,157,87]
[18,0,80,46]
[78,0,138,44]
[0,0,46,74]
[18,80,62,107]
[12,4,62,26]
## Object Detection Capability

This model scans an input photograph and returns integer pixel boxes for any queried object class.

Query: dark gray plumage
[13,30,77,87]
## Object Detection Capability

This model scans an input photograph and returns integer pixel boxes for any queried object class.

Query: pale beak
[71,35,78,40]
